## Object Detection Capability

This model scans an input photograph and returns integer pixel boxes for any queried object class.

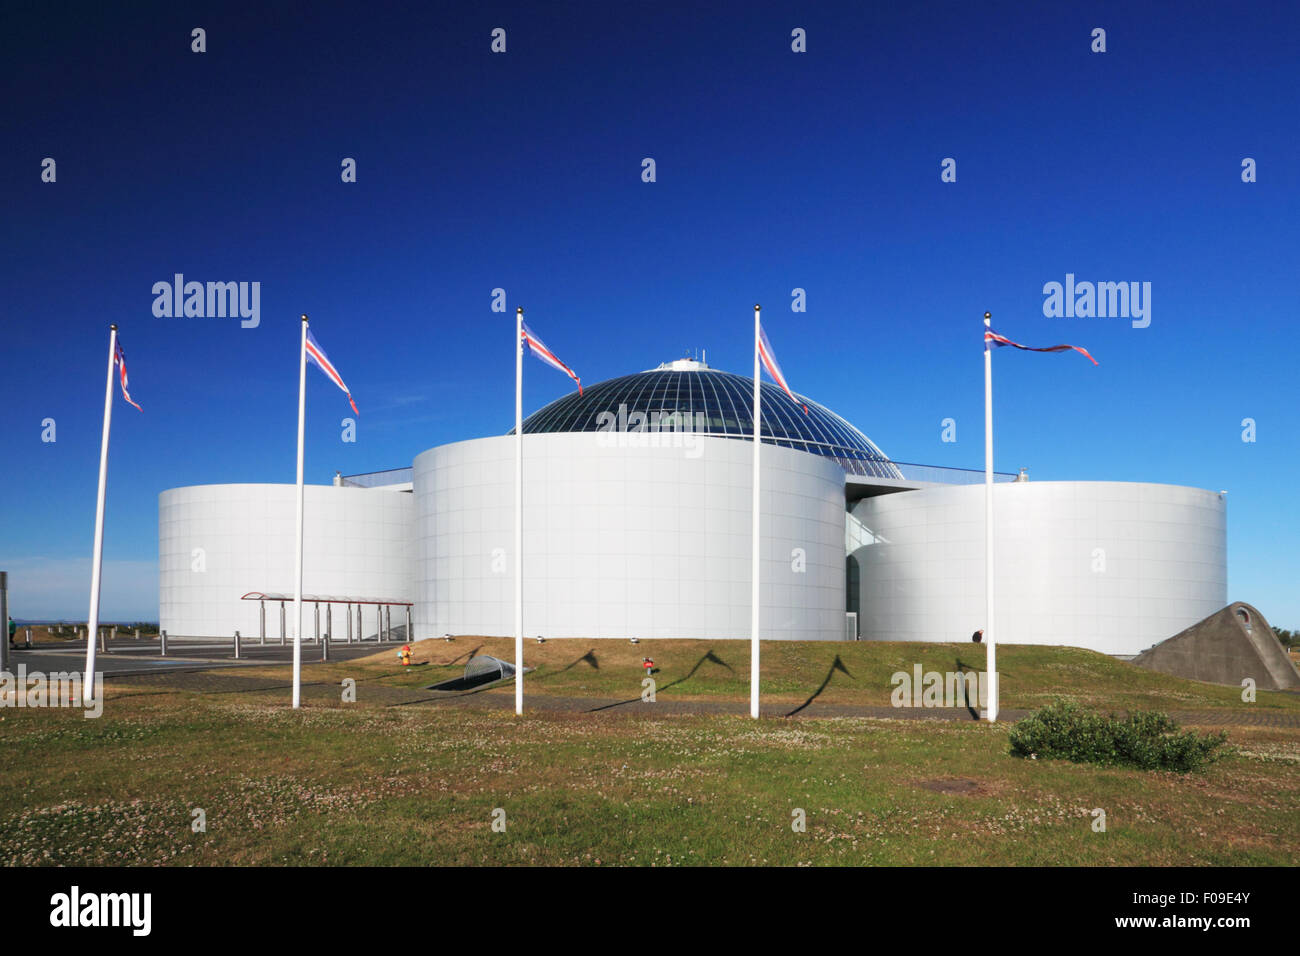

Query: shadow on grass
[783,654,852,717]
[586,649,733,712]
[953,657,991,720]
[535,649,599,679]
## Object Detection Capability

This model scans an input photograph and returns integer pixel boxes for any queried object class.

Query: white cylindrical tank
[413,433,847,641]
[850,481,1227,655]
[159,483,413,639]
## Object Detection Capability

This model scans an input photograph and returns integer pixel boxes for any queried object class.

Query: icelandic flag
[985,328,1098,366]
[521,321,583,396]
[305,328,359,415]
[758,324,808,414]
[114,339,143,412]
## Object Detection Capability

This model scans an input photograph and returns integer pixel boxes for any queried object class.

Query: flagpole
[292,314,308,709]
[515,307,524,716]
[83,324,118,706]
[750,304,761,720]
[984,311,998,722]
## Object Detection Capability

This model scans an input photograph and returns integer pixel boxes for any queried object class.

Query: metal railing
[339,458,1014,487]
[339,467,413,487]
[882,461,1019,485]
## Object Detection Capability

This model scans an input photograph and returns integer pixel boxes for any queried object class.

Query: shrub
[1009,699,1229,773]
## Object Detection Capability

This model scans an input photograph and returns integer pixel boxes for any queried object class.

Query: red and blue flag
[758,324,808,414]
[522,321,582,396]
[984,328,1098,366]
[306,329,359,415]
[114,339,143,412]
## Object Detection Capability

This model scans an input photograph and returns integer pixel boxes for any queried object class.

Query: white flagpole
[83,324,118,706]
[750,304,761,720]
[984,311,998,722]
[515,307,524,716]
[292,314,308,709]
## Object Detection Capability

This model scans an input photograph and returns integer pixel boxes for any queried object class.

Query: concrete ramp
[1132,602,1300,691]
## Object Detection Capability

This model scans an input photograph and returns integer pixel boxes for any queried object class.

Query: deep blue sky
[2,1,1296,626]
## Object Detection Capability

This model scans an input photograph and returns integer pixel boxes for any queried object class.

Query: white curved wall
[414,434,847,640]
[159,484,413,638]
[851,481,1226,655]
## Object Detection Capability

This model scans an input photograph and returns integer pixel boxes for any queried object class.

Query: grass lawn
[353,636,1300,715]
[1,638,1296,866]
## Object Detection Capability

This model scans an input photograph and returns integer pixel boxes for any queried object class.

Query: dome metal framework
[514,363,903,479]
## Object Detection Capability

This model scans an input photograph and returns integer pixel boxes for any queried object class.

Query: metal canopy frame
[239,592,412,645]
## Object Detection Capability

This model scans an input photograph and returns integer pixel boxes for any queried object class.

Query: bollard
[26,626,33,648]
[99,628,107,653]
[321,630,330,661]
[280,601,286,646]
[134,627,140,641]
[233,630,241,659]
[259,599,266,646]
[160,629,167,656]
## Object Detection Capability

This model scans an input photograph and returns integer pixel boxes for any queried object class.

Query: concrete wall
[413,433,847,640]
[850,481,1226,656]
[159,484,414,638]
[1133,601,1300,690]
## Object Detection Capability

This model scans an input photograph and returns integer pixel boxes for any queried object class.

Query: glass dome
[513,359,902,479]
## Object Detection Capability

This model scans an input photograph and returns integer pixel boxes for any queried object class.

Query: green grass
[1,639,1297,866]
[357,636,1300,715]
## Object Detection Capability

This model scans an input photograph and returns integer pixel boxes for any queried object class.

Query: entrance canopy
[240,591,412,606]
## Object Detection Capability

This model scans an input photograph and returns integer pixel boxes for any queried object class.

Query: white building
[159,358,1226,654]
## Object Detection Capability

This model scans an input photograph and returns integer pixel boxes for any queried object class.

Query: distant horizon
[11,619,158,627]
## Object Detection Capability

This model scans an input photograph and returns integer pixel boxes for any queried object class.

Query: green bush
[1009,699,1229,773]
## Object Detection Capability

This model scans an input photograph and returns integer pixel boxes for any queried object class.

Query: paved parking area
[5,637,407,678]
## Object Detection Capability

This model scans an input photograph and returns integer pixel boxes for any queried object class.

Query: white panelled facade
[413,434,847,640]
[850,481,1227,655]
[157,361,1231,653]
[159,484,413,638]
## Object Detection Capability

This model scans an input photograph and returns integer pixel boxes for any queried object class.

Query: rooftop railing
[338,467,414,488]
[340,459,1017,487]
[846,459,1019,484]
